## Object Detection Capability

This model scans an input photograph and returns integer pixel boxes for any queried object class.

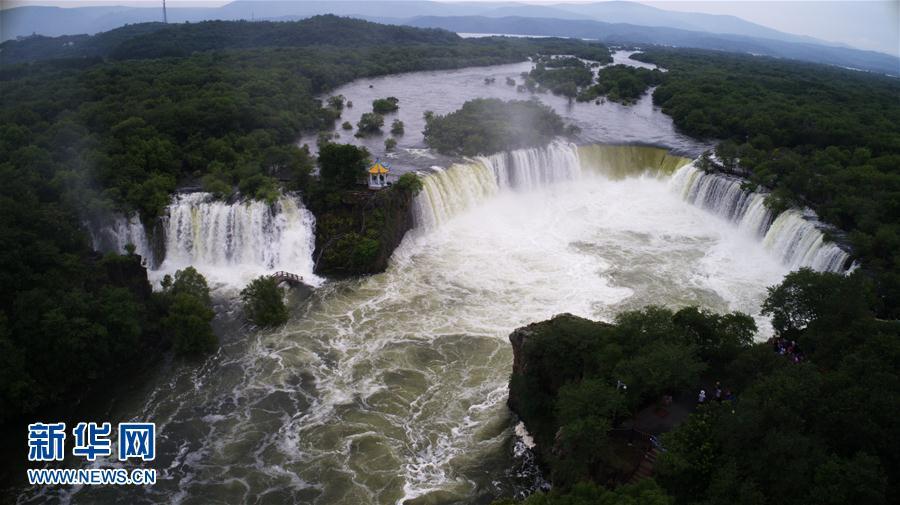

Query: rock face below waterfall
[308,186,415,276]
[508,314,613,443]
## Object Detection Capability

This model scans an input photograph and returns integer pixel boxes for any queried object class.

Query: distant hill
[2,3,896,75]
[544,1,831,47]
[400,15,900,76]
[0,0,853,51]
[0,16,461,65]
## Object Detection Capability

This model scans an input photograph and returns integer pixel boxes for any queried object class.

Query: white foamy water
[669,163,851,272]
[47,144,805,505]
[88,193,320,289]
[157,193,319,288]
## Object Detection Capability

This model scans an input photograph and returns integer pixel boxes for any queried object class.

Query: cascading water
[29,56,861,505]
[577,144,691,179]
[413,143,850,273]
[88,214,155,266]
[670,163,850,272]
[412,140,582,229]
[48,141,815,505]
[763,210,851,272]
[88,193,318,287]
[158,193,318,285]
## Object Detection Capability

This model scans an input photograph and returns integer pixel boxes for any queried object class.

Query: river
[17,53,832,505]
[297,50,706,165]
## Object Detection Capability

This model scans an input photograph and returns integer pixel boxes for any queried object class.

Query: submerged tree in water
[356,112,385,135]
[241,276,289,327]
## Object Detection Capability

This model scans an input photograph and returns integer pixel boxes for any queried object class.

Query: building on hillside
[368,159,391,189]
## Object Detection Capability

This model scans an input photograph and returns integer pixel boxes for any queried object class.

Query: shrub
[394,172,423,195]
[165,293,216,355]
[160,267,216,356]
[356,112,384,135]
[372,96,399,113]
[327,94,345,110]
[240,276,289,327]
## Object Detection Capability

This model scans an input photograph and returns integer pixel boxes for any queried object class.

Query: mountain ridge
[0,1,868,54]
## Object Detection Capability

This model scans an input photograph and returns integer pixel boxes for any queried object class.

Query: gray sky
[2,1,898,56]
[643,1,899,56]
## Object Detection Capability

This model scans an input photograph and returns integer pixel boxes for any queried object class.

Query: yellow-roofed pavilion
[368,159,391,189]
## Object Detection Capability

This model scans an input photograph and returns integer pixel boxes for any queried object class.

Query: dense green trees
[657,271,899,504]
[0,225,162,424]
[505,269,899,504]
[633,48,900,316]
[394,173,424,195]
[372,96,400,114]
[240,276,289,327]
[578,65,665,104]
[1,17,611,223]
[356,112,385,135]
[527,57,594,97]
[508,305,755,488]
[424,98,567,156]
[8,16,612,428]
[160,267,216,356]
[317,143,370,189]
[495,480,672,505]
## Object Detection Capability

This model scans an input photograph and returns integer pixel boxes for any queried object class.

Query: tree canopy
[240,276,289,327]
[504,269,899,504]
[424,98,567,156]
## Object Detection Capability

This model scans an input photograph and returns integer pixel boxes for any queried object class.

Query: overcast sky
[2,1,898,56]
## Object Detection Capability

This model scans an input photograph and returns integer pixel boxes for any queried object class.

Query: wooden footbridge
[271,271,304,286]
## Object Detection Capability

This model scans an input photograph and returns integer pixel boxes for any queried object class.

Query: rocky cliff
[308,185,415,276]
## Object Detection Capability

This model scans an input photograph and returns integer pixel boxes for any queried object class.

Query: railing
[271,271,303,283]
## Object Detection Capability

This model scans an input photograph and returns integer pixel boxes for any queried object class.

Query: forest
[503,269,899,505]
[2,12,900,503]
[632,48,900,317]
[577,64,665,104]
[423,98,570,156]
[526,56,597,97]
[0,17,611,426]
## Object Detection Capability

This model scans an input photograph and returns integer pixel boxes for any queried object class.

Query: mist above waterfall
[413,142,851,274]
[90,193,319,289]
[670,164,851,272]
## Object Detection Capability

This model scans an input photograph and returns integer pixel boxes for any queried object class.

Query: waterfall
[670,163,850,272]
[159,193,317,281]
[578,144,691,179]
[764,210,851,272]
[88,192,318,286]
[412,141,582,229]
[411,141,691,229]
[670,164,775,237]
[413,143,851,273]
[87,214,154,266]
